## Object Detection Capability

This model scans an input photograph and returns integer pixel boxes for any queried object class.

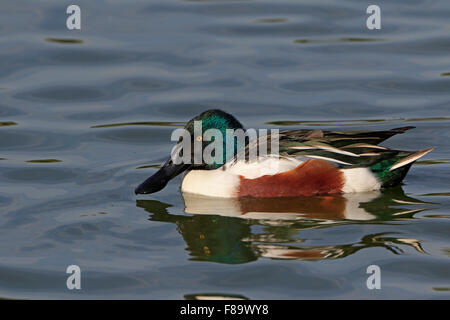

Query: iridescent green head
[184,109,245,169]
[135,109,245,195]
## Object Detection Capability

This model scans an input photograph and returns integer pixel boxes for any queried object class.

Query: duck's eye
[196,136,203,142]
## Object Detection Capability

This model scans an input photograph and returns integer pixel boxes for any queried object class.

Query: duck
[135,109,433,198]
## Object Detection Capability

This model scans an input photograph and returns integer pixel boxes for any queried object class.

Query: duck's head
[135,109,244,195]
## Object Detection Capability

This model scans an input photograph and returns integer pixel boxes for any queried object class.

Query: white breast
[181,168,240,198]
[181,157,302,198]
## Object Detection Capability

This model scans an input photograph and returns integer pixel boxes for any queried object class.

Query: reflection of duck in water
[137,199,259,264]
[182,185,432,222]
[136,187,431,264]
[258,233,426,261]
[135,109,433,198]
[183,191,381,221]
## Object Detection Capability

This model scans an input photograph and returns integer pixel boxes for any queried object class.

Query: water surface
[0,0,449,299]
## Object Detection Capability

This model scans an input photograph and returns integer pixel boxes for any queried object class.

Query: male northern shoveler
[135,109,433,198]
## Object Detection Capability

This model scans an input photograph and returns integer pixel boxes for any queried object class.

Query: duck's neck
[207,127,248,170]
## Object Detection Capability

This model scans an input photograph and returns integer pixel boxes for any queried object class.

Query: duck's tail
[369,147,434,187]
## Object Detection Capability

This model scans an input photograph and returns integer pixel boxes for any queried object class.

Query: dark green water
[0,0,449,299]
